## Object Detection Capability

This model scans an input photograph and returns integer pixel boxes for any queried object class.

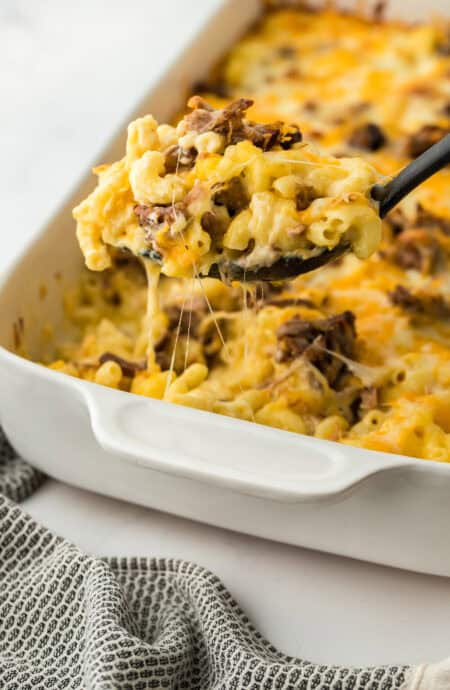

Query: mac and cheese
[45,4,450,462]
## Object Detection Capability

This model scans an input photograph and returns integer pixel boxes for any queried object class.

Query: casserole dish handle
[83,383,408,503]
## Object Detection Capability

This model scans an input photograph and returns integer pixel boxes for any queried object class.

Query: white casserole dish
[1,0,450,576]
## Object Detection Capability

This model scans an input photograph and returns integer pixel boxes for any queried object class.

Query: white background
[1,0,450,668]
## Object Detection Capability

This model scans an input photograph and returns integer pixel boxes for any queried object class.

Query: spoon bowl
[206,243,349,282]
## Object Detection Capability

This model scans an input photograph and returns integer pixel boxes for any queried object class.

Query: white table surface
[2,0,450,670]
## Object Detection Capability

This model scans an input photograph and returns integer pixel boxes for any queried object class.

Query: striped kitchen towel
[0,429,445,690]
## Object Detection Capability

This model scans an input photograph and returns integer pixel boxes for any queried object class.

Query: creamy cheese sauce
[44,5,450,462]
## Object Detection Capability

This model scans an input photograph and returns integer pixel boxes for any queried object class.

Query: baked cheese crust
[45,5,450,462]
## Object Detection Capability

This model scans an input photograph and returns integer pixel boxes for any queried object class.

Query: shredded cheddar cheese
[42,4,450,462]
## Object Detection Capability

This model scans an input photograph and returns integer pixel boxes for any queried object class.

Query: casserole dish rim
[2,0,450,504]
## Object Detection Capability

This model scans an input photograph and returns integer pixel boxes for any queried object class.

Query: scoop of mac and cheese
[74,97,382,279]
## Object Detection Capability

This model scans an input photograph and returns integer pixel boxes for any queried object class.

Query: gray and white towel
[0,429,447,690]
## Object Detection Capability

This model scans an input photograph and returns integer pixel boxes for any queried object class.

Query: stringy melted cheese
[45,4,450,462]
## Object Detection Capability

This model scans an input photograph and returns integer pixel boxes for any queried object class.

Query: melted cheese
[43,5,450,462]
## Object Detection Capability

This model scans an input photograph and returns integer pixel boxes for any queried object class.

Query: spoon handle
[371,133,450,218]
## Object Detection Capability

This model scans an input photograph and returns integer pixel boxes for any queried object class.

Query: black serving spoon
[206,133,450,282]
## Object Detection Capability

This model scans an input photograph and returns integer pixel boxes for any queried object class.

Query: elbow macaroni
[73,100,382,280]
[41,5,450,463]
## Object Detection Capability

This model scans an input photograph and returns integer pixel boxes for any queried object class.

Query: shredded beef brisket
[164,145,197,173]
[385,229,443,274]
[405,124,449,158]
[211,176,249,216]
[98,352,146,378]
[389,285,450,320]
[164,300,207,337]
[185,97,302,152]
[134,203,186,230]
[414,204,450,235]
[276,310,356,386]
[382,205,450,274]
[348,123,386,151]
[295,184,317,211]
[200,211,226,237]
[384,209,408,236]
[264,297,316,309]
